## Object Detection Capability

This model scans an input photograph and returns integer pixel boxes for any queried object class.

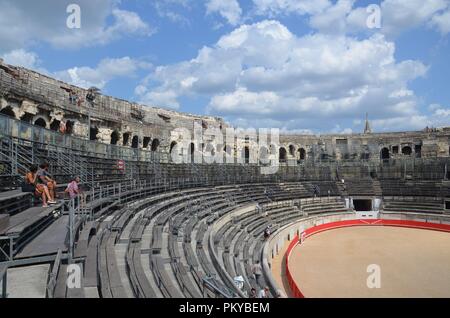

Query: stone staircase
[372,180,382,196]
[336,181,348,197]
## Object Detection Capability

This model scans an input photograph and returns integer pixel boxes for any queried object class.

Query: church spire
[364,113,372,134]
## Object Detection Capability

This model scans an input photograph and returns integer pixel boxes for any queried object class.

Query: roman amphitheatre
[0,60,449,298]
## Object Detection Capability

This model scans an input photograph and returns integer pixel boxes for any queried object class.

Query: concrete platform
[1,264,50,298]
[16,215,68,259]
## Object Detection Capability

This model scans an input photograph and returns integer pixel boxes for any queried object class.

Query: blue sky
[0,0,449,133]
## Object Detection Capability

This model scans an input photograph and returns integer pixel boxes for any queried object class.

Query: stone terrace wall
[1,60,449,161]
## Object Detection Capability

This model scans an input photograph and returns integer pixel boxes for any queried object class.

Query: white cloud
[429,103,450,117]
[252,0,331,16]
[55,57,151,89]
[309,0,355,34]
[1,49,41,69]
[206,0,242,26]
[135,88,181,109]
[430,9,450,34]
[251,0,450,37]
[1,49,151,92]
[379,0,449,36]
[153,0,193,26]
[137,20,428,131]
[371,103,450,131]
[0,0,154,52]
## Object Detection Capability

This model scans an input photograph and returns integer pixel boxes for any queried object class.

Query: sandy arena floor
[287,226,450,298]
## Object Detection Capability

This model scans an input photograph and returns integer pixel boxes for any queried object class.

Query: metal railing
[0,113,167,163]
[202,276,238,298]
[0,263,7,298]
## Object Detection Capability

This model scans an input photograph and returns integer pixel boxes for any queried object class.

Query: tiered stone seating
[2,176,448,299]
[344,179,377,196]
[300,197,348,215]
[380,180,444,197]
[383,199,444,214]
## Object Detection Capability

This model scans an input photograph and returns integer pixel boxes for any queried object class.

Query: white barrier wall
[262,212,356,297]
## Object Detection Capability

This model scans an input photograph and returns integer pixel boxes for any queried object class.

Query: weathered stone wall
[1,60,449,161]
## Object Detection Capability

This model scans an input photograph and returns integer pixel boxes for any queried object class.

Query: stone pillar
[0,97,7,109]
[98,128,113,144]
[73,122,88,139]
[20,100,39,118]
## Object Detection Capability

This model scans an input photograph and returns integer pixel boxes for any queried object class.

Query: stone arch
[110,130,120,145]
[0,106,16,118]
[380,147,390,160]
[151,139,160,152]
[90,126,99,141]
[143,137,151,149]
[131,135,139,149]
[298,148,306,160]
[190,143,195,157]
[122,133,130,146]
[402,146,412,156]
[20,113,34,123]
[279,147,287,162]
[170,141,177,154]
[65,120,75,135]
[50,119,60,131]
[243,146,250,164]
[415,145,422,158]
[34,117,47,128]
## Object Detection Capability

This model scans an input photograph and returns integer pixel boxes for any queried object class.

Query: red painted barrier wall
[285,234,304,298]
[285,219,450,298]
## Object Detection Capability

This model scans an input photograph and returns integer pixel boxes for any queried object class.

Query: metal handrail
[202,276,237,298]
[0,113,167,162]
[0,263,7,298]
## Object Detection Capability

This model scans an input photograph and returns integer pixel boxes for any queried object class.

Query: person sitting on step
[24,165,54,207]
[37,162,57,203]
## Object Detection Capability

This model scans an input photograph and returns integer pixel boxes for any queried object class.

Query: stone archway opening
[151,139,160,152]
[279,147,287,162]
[90,126,99,141]
[170,141,177,154]
[50,120,60,132]
[34,117,47,128]
[402,146,412,156]
[122,133,130,146]
[111,130,120,145]
[143,137,151,149]
[243,146,250,164]
[131,135,139,149]
[381,147,390,160]
[299,148,306,160]
[190,143,195,161]
[20,113,34,123]
[0,106,15,118]
[65,120,74,135]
